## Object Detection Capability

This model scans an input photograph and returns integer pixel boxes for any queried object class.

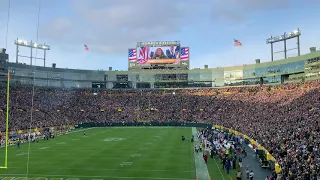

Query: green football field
[0,127,237,180]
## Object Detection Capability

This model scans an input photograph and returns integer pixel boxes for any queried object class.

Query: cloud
[211,0,290,22]
[45,18,73,37]
[43,0,197,54]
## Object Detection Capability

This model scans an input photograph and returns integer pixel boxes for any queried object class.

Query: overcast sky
[0,0,319,70]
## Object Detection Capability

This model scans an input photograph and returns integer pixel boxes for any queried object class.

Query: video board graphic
[137,45,181,65]
[128,48,137,61]
[136,41,181,65]
[180,47,189,61]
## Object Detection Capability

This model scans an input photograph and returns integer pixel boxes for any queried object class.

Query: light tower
[14,38,50,67]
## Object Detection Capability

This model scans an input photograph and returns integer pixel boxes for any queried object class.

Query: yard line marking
[92,130,109,136]
[39,147,50,150]
[0,167,192,172]
[56,142,66,145]
[15,152,28,156]
[0,175,194,180]
[68,127,94,134]
[130,154,141,157]
[5,161,192,168]
[120,162,133,167]
[3,177,15,180]
[213,155,226,179]
[103,138,125,142]
[35,177,48,180]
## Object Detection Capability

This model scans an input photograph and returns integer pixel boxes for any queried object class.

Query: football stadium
[1,2,320,180]
[0,36,320,180]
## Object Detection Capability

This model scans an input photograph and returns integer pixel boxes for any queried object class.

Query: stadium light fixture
[14,38,51,67]
[266,28,301,61]
[14,39,50,50]
[266,28,301,44]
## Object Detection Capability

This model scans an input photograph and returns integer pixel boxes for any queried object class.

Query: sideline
[0,128,93,149]
[192,127,210,180]
[213,157,226,180]
[0,174,194,180]
[65,127,94,135]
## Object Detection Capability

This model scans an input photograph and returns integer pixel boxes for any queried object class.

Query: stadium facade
[1,49,320,89]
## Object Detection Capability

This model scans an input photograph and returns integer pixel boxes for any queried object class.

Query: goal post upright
[0,72,10,169]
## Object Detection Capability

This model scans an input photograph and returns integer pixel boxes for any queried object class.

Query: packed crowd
[0,79,319,179]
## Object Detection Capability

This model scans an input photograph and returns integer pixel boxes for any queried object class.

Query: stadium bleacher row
[0,80,319,179]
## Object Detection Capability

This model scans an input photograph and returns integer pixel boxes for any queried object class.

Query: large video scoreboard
[128,41,189,70]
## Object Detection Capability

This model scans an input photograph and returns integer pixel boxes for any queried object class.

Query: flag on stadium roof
[128,49,137,61]
[84,44,89,51]
[138,46,150,64]
[234,39,242,46]
[180,47,189,60]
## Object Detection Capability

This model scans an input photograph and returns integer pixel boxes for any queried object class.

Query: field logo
[120,162,133,167]
[104,137,124,142]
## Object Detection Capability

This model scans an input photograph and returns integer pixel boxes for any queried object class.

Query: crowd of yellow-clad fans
[0,79,319,178]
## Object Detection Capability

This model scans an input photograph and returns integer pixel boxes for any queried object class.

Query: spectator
[0,80,319,179]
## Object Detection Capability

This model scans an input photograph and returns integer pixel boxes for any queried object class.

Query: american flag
[128,49,137,61]
[180,47,189,61]
[84,44,89,51]
[137,46,150,64]
[234,39,242,46]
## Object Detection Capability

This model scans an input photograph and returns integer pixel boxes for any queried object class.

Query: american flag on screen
[128,49,137,61]
[137,46,150,64]
[180,47,189,61]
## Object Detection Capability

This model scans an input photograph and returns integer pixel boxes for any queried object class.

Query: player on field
[17,139,21,148]
[195,144,199,153]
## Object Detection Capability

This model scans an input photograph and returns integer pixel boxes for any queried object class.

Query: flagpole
[233,46,235,66]
[233,41,236,66]
[233,39,242,66]
[233,39,235,66]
